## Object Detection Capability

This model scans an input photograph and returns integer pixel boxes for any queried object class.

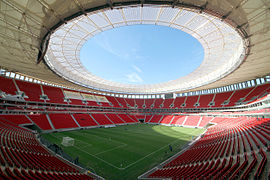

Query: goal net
[61,137,74,147]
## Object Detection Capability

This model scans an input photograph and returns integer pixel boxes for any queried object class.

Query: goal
[61,137,74,147]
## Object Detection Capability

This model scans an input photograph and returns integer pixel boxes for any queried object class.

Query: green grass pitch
[41,124,204,180]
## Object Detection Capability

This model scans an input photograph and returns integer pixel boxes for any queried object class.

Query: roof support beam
[172,0,178,8]
[107,0,113,9]
[141,0,145,7]
[221,11,232,20]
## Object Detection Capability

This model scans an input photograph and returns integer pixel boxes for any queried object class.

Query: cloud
[132,65,142,73]
[95,37,116,55]
[95,35,129,59]
[94,34,146,61]
[125,72,143,83]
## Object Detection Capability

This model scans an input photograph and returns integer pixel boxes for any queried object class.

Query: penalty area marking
[51,128,199,170]
[74,137,183,170]
[72,145,123,170]
[94,144,127,156]
[73,131,127,146]
[120,138,182,170]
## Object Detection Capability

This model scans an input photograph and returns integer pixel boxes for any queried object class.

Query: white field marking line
[69,131,130,158]
[72,145,123,170]
[99,128,176,139]
[74,131,127,146]
[75,139,93,147]
[94,144,127,156]
[51,127,200,170]
[80,144,93,149]
[120,138,183,170]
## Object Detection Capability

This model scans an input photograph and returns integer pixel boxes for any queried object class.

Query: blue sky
[80,24,204,85]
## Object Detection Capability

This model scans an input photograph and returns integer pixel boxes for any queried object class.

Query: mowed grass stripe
[41,124,204,180]
[79,128,164,150]
[81,125,188,149]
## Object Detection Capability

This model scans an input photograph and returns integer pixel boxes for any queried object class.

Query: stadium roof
[0,0,269,94]
[45,5,245,93]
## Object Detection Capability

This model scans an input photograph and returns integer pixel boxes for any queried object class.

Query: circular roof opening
[80,24,204,85]
[45,5,246,94]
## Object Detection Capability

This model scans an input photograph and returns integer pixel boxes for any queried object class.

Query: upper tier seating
[144,99,155,109]
[163,99,174,108]
[211,91,233,107]
[244,84,270,103]
[173,97,186,108]
[185,96,199,108]
[198,94,214,107]
[106,96,122,107]
[69,99,85,105]
[135,99,145,108]
[225,87,254,107]
[0,76,17,95]
[153,99,164,108]
[63,89,85,105]
[0,75,269,109]
[99,101,111,107]
[16,80,44,102]
[42,85,66,104]
[116,98,128,108]
[125,98,136,107]
[83,92,99,106]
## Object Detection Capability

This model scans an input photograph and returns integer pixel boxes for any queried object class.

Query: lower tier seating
[28,114,52,130]
[49,114,79,129]
[106,114,125,124]
[72,114,98,127]
[0,119,93,179]
[117,114,138,123]
[91,113,113,125]
[0,115,31,125]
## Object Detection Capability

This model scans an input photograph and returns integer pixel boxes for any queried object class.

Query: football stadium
[0,0,270,179]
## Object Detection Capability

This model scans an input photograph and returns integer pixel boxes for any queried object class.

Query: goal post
[61,137,74,147]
